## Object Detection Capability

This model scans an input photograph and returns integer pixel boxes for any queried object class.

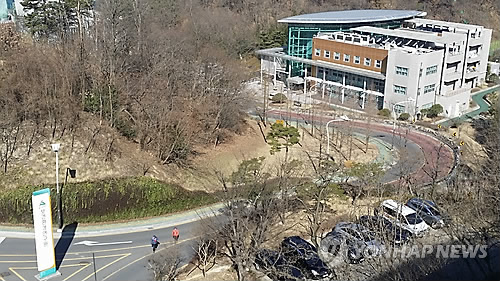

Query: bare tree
[148,248,183,281]
[192,236,218,277]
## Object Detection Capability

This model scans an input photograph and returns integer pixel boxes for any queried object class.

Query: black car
[281,236,334,280]
[358,215,412,246]
[320,231,365,264]
[406,198,445,228]
[254,249,304,281]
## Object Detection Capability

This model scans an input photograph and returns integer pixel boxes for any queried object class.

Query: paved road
[0,206,224,281]
[267,109,454,186]
[0,110,455,281]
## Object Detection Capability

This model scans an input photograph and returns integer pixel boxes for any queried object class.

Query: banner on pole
[32,188,56,278]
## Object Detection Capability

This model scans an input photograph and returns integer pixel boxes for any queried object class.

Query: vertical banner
[32,188,57,278]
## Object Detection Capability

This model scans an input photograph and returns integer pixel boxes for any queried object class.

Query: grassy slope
[0,177,218,225]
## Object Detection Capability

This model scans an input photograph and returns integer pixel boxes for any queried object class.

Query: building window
[354,56,360,64]
[421,103,433,109]
[324,50,330,59]
[344,54,350,62]
[364,58,371,66]
[394,104,406,114]
[314,48,321,57]
[394,85,407,95]
[426,65,438,75]
[424,84,436,94]
[375,60,382,68]
[334,52,340,60]
[396,66,409,76]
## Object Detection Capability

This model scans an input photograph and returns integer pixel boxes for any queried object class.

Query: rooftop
[406,18,483,31]
[278,9,426,24]
[351,26,465,45]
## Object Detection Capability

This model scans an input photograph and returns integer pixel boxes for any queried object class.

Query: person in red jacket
[172,227,180,242]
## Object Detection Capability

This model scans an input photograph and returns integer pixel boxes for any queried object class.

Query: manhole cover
[0,272,11,277]
[79,261,91,266]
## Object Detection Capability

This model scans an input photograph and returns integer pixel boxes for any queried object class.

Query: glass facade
[287,20,404,76]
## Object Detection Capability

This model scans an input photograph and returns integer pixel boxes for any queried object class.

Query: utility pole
[263,78,268,126]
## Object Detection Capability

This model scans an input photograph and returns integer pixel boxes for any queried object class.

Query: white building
[257,11,492,119]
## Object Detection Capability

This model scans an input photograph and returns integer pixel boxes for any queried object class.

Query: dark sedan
[358,215,412,245]
[281,236,334,280]
[406,198,445,228]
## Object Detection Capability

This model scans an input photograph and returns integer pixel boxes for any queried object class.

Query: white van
[379,199,429,237]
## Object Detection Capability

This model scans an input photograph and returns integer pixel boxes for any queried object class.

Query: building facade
[279,10,426,76]
[257,10,492,118]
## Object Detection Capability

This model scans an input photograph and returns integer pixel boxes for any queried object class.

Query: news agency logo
[387,245,488,259]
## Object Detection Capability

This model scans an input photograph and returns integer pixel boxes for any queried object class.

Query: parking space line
[82,253,131,281]
[63,263,92,281]
[8,268,26,281]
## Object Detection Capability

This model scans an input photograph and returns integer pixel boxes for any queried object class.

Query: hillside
[0,0,498,192]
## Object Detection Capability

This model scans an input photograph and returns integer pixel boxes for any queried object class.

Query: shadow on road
[55,222,78,269]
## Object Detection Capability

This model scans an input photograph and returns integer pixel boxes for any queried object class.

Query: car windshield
[362,231,377,242]
[405,213,423,224]
[424,203,441,216]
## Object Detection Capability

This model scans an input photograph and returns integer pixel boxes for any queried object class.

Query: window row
[423,84,436,94]
[394,85,407,95]
[395,66,408,76]
[426,65,438,75]
[314,48,381,68]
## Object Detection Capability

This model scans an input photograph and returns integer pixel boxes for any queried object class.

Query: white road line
[0,237,5,245]
[74,240,133,247]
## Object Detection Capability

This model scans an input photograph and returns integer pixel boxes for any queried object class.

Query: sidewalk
[435,85,499,126]
[0,203,224,239]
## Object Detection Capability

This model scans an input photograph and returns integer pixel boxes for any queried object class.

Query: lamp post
[51,143,62,232]
[391,98,415,150]
[61,168,77,229]
[326,115,350,155]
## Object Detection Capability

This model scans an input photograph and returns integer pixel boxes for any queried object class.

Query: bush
[488,73,499,84]
[398,112,410,121]
[377,108,391,118]
[427,104,444,118]
[0,177,218,224]
[271,93,287,103]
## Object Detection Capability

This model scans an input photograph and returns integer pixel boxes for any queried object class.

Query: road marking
[82,253,131,281]
[0,275,5,281]
[0,237,5,245]
[0,244,149,257]
[63,263,92,281]
[8,268,26,281]
[74,240,133,247]
[102,236,199,281]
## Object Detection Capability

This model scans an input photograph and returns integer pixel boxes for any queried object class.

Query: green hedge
[0,177,218,225]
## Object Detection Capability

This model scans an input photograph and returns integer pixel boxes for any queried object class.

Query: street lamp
[51,143,62,231]
[391,98,415,150]
[326,115,350,155]
[60,167,77,230]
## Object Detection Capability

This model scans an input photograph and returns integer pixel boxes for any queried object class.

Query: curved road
[266,109,454,186]
[0,111,455,281]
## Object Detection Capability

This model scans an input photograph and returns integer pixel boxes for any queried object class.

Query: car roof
[409,198,438,209]
[382,199,416,216]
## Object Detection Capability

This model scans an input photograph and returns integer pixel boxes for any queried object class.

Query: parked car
[406,198,445,228]
[333,222,386,257]
[320,230,365,264]
[358,215,412,245]
[378,199,429,237]
[281,236,334,280]
[254,249,304,281]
